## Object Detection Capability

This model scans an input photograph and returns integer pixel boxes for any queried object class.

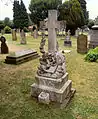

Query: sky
[0,0,98,20]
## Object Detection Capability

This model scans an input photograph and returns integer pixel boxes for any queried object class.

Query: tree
[0,21,5,32]
[29,0,62,25]
[13,0,21,28]
[59,0,85,35]
[78,0,89,24]
[13,0,29,29]
[13,0,29,44]
[19,0,29,29]
[4,17,11,27]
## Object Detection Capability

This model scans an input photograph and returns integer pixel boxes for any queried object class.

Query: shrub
[85,47,98,62]
[4,26,11,33]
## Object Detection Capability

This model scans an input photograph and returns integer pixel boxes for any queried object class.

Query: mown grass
[0,33,98,119]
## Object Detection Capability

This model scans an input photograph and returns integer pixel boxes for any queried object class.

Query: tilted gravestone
[31,10,75,108]
[64,30,72,47]
[20,30,26,44]
[5,49,39,64]
[0,36,9,54]
[12,29,17,41]
[77,34,87,54]
[88,25,98,49]
[33,29,38,39]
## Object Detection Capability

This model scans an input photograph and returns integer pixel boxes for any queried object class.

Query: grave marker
[31,10,75,108]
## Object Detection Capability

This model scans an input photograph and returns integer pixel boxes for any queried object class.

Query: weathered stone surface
[12,29,17,41]
[88,25,98,49]
[77,34,87,54]
[0,36,9,54]
[20,30,26,44]
[38,92,50,104]
[64,30,72,47]
[31,80,72,103]
[5,49,39,64]
[31,10,75,107]
[33,29,38,39]
[35,73,68,89]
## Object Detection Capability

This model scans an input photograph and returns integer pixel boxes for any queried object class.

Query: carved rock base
[31,73,75,107]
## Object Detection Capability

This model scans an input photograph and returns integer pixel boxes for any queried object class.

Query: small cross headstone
[64,30,72,46]
[0,36,9,54]
[75,28,79,37]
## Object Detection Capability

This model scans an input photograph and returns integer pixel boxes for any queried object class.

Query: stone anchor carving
[31,10,75,108]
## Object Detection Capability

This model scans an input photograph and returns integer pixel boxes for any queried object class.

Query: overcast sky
[0,0,98,20]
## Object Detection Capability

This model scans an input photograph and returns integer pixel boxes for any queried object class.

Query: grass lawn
[0,33,98,119]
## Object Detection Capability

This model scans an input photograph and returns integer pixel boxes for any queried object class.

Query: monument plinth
[88,25,98,49]
[31,10,75,108]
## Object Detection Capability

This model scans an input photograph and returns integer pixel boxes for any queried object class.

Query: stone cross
[40,10,62,53]
[48,10,58,53]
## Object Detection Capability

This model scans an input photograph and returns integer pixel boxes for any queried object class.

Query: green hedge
[85,47,98,62]
[4,26,11,34]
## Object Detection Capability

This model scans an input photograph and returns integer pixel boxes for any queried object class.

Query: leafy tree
[78,0,89,24]
[19,0,29,29]
[4,17,11,27]
[59,0,85,35]
[13,0,29,29]
[0,21,5,31]
[13,0,21,28]
[29,0,62,25]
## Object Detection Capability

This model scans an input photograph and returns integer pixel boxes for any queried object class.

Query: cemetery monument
[31,10,75,108]
[20,29,26,44]
[0,36,9,54]
[12,29,17,41]
[88,25,98,49]
[64,30,72,46]
[77,34,87,54]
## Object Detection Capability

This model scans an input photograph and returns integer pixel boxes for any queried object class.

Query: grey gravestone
[33,29,38,39]
[31,10,75,108]
[5,49,39,64]
[77,34,87,54]
[64,30,72,46]
[20,30,26,44]
[88,25,98,49]
[0,36,9,54]
[12,29,17,41]
[75,28,80,38]
[1,29,4,35]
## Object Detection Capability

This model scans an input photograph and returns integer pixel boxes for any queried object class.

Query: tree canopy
[13,0,29,29]
[29,0,62,25]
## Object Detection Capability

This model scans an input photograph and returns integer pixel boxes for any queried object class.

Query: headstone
[88,25,98,49]
[33,29,38,39]
[1,29,4,35]
[20,30,26,44]
[64,30,72,46]
[12,29,17,41]
[77,34,87,54]
[75,28,79,37]
[0,36,9,54]
[31,10,75,108]
[5,49,39,64]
